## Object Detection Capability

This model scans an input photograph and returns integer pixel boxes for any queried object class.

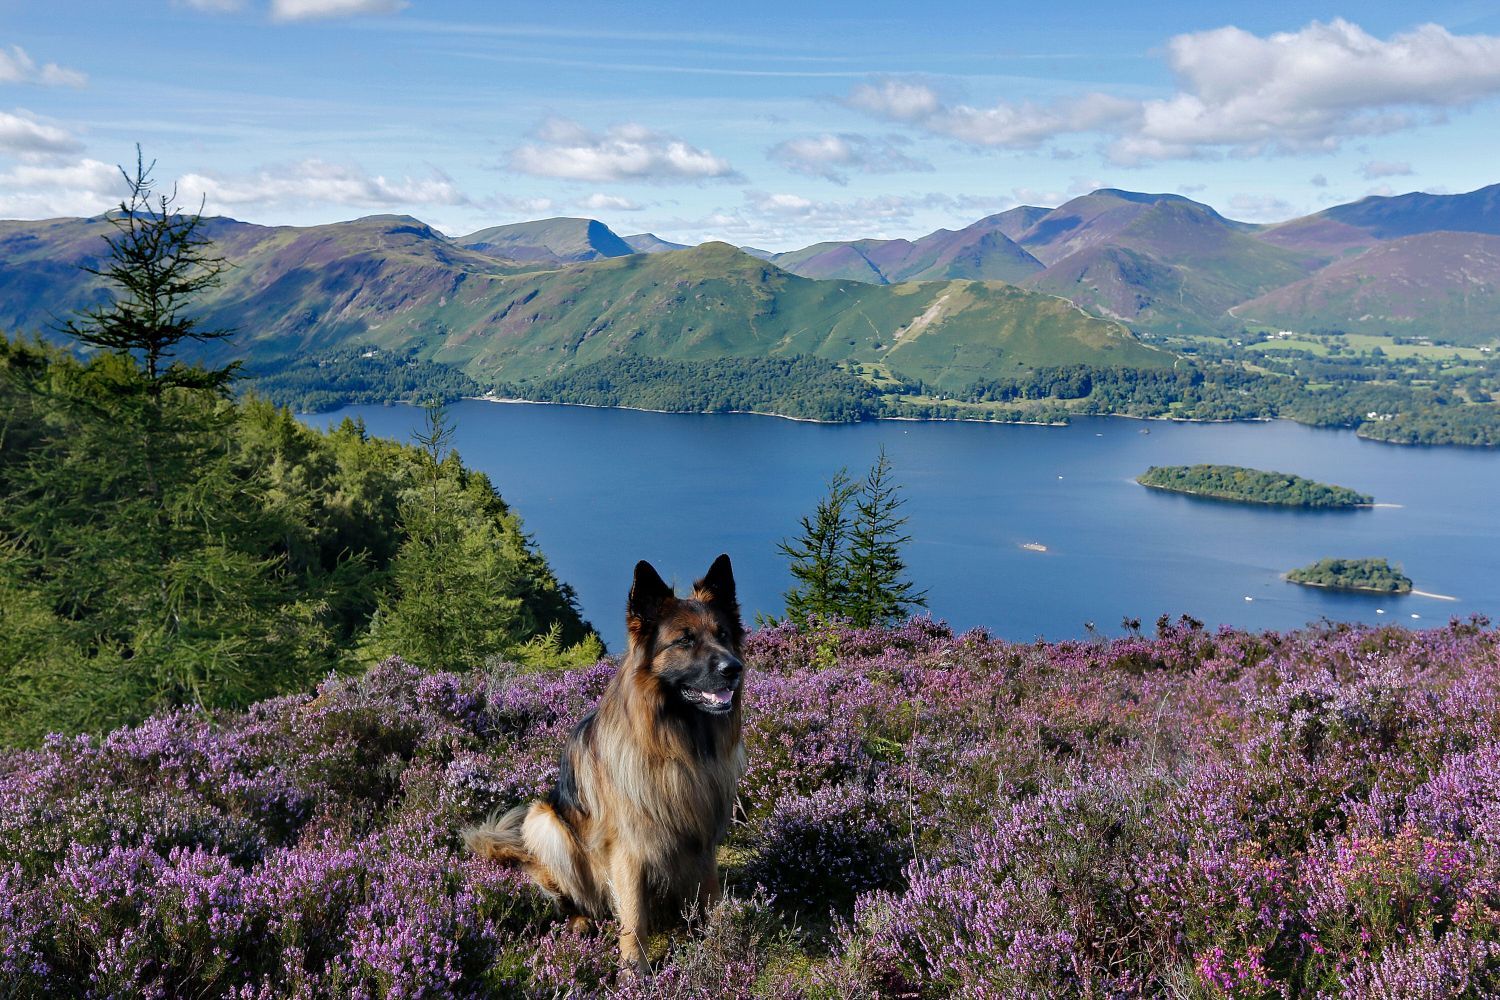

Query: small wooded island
[1136,464,1373,508]
[1287,558,1413,594]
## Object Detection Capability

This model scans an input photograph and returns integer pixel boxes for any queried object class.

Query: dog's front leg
[695,860,721,913]
[610,857,650,976]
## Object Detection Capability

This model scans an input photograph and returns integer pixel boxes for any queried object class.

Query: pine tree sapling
[778,468,857,629]
[363,404,532,671]
[846,448,927,628]
[778,449,926,631]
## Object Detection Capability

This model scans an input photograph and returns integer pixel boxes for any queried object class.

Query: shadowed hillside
[1234,231,1500,343]
[456,217,635,262]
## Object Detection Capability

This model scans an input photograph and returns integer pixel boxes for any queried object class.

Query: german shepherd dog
[463,554,746,972]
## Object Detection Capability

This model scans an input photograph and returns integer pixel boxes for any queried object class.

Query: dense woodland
[261,349,1500,445]
[0,336,597,747]
[1137,464,1372,508]
[497,355,895,422]
[249,347,484,412]
[1287,557,1414,594]
[942,361,1500,443]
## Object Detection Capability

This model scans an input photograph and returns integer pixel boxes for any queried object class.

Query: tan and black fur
[463,554,747,972]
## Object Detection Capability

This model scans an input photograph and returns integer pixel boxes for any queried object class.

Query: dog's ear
[627,560,674,642]
[694,553,742,637]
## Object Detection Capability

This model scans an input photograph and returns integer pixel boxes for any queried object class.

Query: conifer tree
[778,468,857,628]
[362,403,528,670]
[1,149,330,723]
[60,146,233,395]
[846,448,927,627]
[779,450,926,629]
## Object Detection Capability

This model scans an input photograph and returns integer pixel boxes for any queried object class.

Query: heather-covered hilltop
[4,616,1500,997]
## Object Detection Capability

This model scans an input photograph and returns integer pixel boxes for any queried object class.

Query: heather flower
[1336,929,1500,1000]
[1,619,1498,996]
[741,781,907,916]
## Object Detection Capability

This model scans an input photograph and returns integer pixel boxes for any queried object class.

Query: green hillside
[771,223,1043,286]
[0,215,1166,397]
[455,217,634,261]
[1233,232,1500,344]
[417,241,1166,392]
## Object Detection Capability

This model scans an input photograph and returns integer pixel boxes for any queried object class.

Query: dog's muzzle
[681,685,737,713]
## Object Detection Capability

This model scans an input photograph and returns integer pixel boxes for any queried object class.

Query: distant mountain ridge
[767,218,1044,285]
[622,232,689,254]
[1232,231,1500,344]
[758,183,1500,339]
[3,181,1499,394]
[0,214,1165,396]
[457,217,634,262]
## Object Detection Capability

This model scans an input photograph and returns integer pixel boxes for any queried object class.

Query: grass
[1235,329,1499,361]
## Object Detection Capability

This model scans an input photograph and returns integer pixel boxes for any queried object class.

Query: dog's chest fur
[590,701,745,865]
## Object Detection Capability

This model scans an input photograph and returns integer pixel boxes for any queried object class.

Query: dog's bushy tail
[462,803,533,865]
[463,802,590,907]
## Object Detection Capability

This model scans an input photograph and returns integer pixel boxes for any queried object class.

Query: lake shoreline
[474,395,1071,427]
[1286,578,1413,596]
[471,394,1285,431]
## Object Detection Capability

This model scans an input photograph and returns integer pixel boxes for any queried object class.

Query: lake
[307,401,1500,650]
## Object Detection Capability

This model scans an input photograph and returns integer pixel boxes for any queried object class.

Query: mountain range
[1,183,1497,398]
[433,184,1500,345]
[763,186,1500,343]
[0,214,1161,394]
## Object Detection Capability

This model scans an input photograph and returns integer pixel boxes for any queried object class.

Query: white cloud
[1310,173,1329,187]
[578,193,642,212]
[1066,177,1106,196]
[845,79,942,121]
[509,118,738,183]
[845,20,1500,164]
[845,77,1134,150]
[674,189,1019,249]
[766,132,932,185]
[506,196,555,215]
[1360,159,1413,179]
[0,45,87,87]
[177,159,470,211]
[1009,187,1064,207]
[270,0,406,20]
[0,157,124,218]
[0,110,83,154]
[1111,19,1500,163]
[1227,193,1297,221]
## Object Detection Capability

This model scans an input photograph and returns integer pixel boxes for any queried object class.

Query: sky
[5,1,1500,250]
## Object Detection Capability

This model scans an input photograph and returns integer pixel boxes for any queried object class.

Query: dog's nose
[716,656,743,683]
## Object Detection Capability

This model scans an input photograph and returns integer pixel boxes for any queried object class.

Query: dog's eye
[676,634,695,648]
[716,628,728,642]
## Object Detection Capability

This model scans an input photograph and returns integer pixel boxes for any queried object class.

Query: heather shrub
[1336,930,1500,1000]
[741,782,908,917]
[2,618,1500,996]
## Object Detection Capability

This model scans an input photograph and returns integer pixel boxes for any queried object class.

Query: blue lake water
[307,401,1500,651]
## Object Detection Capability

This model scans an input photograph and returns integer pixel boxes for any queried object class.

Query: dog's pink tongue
[705,688,734,705]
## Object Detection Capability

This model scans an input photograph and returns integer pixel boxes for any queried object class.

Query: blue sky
[5,1,1500,249]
